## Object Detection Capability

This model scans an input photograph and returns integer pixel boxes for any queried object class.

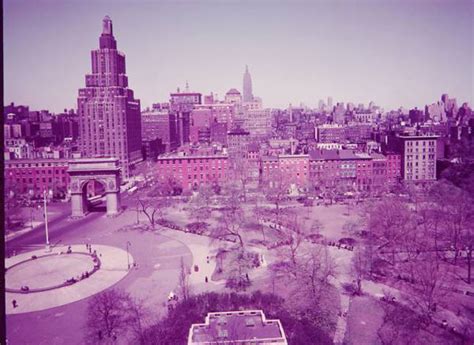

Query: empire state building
[77,16,142,180]
[242,65,254,102]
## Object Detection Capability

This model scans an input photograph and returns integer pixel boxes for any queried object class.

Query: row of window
[406,154,435,160]
[7,162,67,168]
[159,159,227,165]
[12,177,67,183]
[406,140,435,146]
[8,169,67,175]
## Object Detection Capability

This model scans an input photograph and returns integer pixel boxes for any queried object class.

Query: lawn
[344,295,385,345]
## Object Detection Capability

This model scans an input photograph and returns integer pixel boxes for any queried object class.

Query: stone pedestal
[71,193,86,218]
[106,192,120,217]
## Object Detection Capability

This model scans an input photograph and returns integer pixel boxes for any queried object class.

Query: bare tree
[189,184,213,223]
[126,297,152,345]
[407,253,453,321]
[85,289,133,344]
[252,202,267,242]
[210,195,245,248]
[297,246,337,302]
[278,213,306,273]
[263,169,290,222]
[428,180,474,283]
[4,186,25,230]
[366,196,413,265]
[138,197,171,229]
[148,176,181,197]
[232,156,251,202]
[225,248,257,291]
[351,246,371,294]
[377,301,425,345]
[439,183,472,265]
[463,230,473,284]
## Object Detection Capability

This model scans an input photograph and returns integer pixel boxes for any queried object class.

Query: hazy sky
[4,0,473,113]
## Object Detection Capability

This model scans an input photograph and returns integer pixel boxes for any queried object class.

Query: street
[5,193,193,345]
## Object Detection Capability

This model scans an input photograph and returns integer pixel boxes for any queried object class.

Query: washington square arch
[67,158,122,217]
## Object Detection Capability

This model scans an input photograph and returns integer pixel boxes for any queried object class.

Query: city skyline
[4,0,473,113]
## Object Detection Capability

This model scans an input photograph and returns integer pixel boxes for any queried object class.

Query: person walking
[12,300,18,308]
[205,276,208,283]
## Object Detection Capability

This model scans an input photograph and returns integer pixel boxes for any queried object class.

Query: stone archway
[67,158,121,217]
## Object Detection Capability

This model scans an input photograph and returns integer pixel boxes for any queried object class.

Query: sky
[4,0,473,113]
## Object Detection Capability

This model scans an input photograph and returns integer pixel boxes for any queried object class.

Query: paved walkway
[327,247,354,344]
[159,226,273,294]
[158,228,225,294]
[5,244,134,314]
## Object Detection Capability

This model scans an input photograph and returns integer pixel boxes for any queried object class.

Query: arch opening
[81,179,107,213]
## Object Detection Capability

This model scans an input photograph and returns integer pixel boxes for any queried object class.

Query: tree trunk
[467,247,472,285]
[237,233,244,248]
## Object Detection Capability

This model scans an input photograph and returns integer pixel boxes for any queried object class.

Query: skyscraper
[77,16,141,180]
[327,97,334,110]
[169,88,202,146]
[242,65,254,102]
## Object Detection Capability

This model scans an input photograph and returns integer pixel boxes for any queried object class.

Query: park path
[158,228,225,294]
[331,259,471,342]
[157,225,272,298]
[327,246,354,344]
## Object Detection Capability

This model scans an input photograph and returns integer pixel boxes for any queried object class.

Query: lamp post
[43,189,53,252]
[126,241,131,269]
[136,201,140,225]
[28,189,34,229]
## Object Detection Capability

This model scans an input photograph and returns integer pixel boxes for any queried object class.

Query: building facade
[397,134,438,182]
[77,16,142,180]
[156,153,229,191]
[170,91,202,146]
[141,109,178,151]
[4,158,70,198]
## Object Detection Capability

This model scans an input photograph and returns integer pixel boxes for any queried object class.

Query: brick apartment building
[4,158,70,198]
[155,152,228,191]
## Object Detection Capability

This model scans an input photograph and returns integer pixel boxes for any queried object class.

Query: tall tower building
[77,16,141,180]
[242,65,254,102]
[170,87,202,146]
[327,97,333,110]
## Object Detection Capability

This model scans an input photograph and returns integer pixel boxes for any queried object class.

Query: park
[5,173,474,344]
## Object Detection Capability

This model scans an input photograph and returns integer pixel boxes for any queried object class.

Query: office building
[77,16,142,180]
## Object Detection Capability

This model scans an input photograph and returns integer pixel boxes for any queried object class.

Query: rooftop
[397,133,439,139]
[309,149,372,161]
[157,152,228,160]
[226,88,241,95]
[188,310,287,345]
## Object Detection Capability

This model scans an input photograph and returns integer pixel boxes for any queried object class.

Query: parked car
[187,222,209,235]
[338,237,357,246]
[306,233,323,244]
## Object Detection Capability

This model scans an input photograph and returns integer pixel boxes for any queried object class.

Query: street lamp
[43,189,53,252]
[136,201,140,225]
[126,241,131,270]
[28,189,34,229]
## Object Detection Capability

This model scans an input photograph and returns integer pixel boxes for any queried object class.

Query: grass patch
[344,295,385,345]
